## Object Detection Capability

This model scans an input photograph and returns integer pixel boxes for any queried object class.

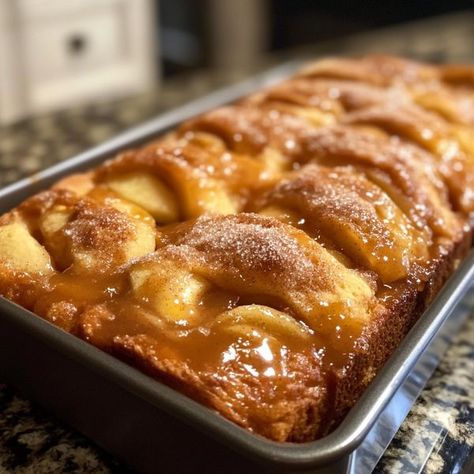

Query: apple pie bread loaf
[1,55,473,442]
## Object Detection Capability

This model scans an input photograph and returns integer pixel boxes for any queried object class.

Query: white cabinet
[0,0,157,124]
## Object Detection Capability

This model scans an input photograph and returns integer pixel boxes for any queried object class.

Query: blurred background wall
[1,0,473,124]
[160,0,474,75]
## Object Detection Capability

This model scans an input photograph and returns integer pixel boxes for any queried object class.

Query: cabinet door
[18,0,156,116]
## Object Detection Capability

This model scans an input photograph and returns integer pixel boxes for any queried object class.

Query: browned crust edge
[323,231,472,437]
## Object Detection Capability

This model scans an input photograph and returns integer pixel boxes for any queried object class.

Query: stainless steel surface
[0,61,473,473]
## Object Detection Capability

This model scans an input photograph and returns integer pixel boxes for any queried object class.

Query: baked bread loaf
[1,55,473,442]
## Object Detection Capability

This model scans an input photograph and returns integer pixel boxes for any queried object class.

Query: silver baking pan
[0,61,473,474]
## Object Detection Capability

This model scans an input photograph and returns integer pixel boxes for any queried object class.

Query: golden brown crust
[251,164,430,283]
[1,54,473,442]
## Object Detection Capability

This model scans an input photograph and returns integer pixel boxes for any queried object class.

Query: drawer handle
[67,34,88,57]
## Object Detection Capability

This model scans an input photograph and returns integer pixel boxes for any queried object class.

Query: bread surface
[1,55,473,442]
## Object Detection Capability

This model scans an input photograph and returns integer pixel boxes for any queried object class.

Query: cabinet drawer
[22,4,126,82]
[15,0,156,114]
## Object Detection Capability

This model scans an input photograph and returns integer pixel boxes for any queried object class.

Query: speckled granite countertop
[1,12,474,473]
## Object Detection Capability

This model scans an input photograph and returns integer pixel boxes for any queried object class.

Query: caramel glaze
[1,55,473,442]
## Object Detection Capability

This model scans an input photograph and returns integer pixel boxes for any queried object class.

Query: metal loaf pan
[1,62,474,474]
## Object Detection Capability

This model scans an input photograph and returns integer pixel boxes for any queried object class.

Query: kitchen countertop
[1,11,474,473]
